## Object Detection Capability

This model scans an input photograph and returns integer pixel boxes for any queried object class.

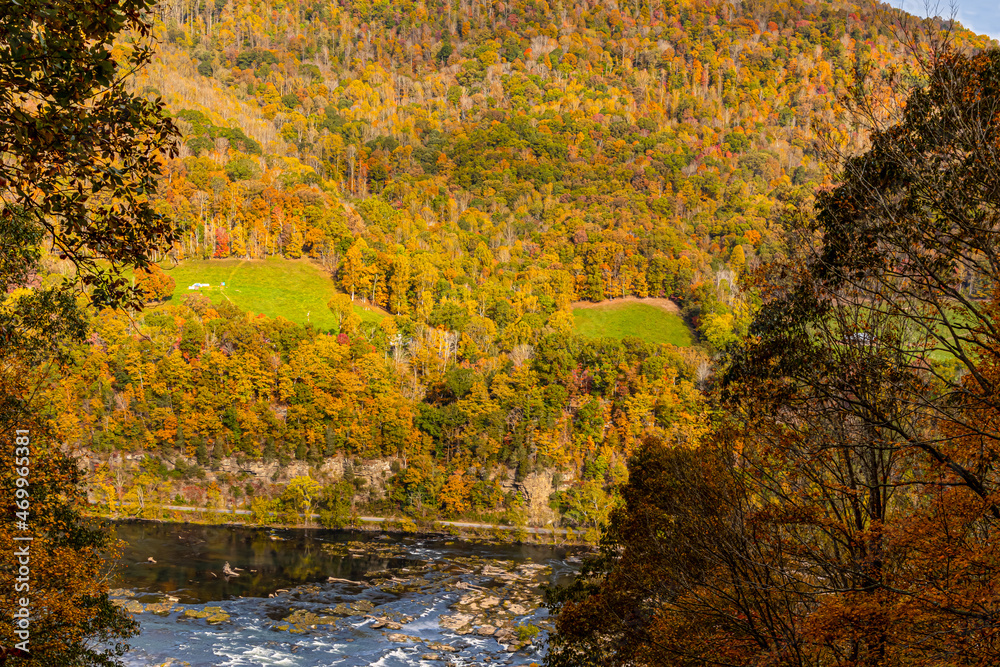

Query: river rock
[439,613,473,631]
[370,617,402,630]
[144,601,176,615]
[425,641,459,653]
[183,606,229,623]
[476,625,495,636]
[284,609,338,628]
[123,600,145,614]
[326,600,374,617]
[327,603,355,616]
[386,633,419,643]
[479,595,500,609]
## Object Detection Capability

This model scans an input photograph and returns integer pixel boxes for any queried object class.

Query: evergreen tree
[195,439,210,467]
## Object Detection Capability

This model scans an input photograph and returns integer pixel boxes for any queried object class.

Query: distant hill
[138,0,991,349]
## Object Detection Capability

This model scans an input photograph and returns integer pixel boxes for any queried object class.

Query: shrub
[516,624,540,642]
[225,156,262,181]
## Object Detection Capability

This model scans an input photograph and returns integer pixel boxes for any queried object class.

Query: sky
[899,0,1000,42]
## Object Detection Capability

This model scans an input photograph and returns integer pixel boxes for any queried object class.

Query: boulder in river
[184,606,230,623]
[438,613,473,631]
[351,599,375,613]
[425,641,459,653]
[123,600,145,614]
[144,601,176,615]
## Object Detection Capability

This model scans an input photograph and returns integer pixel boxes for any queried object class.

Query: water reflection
[107,522,585,667]
[111,521,580,604]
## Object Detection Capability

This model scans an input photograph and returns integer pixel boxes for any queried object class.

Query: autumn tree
[1,0,178,310]
[0,218,138,664]
[317,480,355,529]
[340,240,368,301]
[134,264,175,302]
[0,0,178,663]
[723,46,1000,662]
[547,46,1000,666]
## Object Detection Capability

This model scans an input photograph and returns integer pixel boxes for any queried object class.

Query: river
[109,522,583,667]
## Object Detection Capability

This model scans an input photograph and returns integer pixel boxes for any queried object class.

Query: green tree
[225,156,262,181]
[317,480,355,529]
[281,476,322,526]
[436,42,454,65]
[1,0,179,311]
[195,438,210,467]
[0,0,178,661]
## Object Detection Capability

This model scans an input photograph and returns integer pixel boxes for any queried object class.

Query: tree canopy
[546,45,1000,667]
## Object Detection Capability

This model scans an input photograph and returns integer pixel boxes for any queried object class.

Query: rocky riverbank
[108,524,585,666]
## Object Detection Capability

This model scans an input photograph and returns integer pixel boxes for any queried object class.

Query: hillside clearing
[572,299,693,347]
[160,257,384,329]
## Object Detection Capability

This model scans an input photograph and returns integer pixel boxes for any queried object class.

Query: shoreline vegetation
[88,505,591,546]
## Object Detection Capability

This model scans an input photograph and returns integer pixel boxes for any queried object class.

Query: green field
[160,257,384,330]
[573,303,694,347]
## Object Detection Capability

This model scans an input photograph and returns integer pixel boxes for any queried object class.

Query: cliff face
[81,448,579,528]
[516,471,560,527]
[83,451,394,507]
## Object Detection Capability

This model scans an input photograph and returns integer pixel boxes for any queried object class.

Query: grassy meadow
[160,257,384,330]
[572,302,693,347]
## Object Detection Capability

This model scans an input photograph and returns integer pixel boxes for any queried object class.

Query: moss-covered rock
[183,606,229,623]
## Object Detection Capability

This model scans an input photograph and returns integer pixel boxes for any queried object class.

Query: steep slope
[139,0,993,343]
[46,0,993,527]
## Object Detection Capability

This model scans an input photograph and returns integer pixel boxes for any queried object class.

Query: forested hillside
[49,300,705,534]
[139,0,994,342]
[37,0,993,526]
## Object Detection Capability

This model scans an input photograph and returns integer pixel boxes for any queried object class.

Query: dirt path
[570,296,681,314]
[354,298,391,317]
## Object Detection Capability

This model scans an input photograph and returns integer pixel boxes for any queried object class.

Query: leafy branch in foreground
[0,0,179,310]
[0,0,179,664]
[547,46,1000,667]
